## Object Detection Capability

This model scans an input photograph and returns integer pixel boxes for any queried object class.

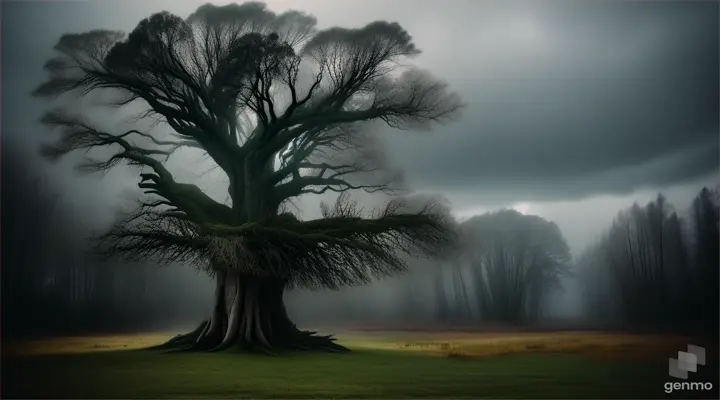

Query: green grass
[2,331,716,399]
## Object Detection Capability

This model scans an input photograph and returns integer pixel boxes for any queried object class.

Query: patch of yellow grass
[3,332,397,357]
[2,333,170,357]
[5,330,715,365]
[361,331,715,363]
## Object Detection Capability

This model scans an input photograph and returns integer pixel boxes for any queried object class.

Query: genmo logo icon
[664,344,713,394]
[669,344,705,379]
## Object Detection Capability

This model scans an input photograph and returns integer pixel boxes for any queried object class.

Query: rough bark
[148,269,349,354]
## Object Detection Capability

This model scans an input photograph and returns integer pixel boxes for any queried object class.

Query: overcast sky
[2,0,718,257]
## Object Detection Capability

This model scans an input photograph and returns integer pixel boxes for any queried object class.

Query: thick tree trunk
[150,269,349,354]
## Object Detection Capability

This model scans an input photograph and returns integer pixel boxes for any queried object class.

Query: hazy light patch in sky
[453,207,489,223]
[508,15,546,48]
[510,202,533,215]
[453,202,537,222]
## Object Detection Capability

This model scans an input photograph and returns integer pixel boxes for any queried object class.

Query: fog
[2,0,717,339]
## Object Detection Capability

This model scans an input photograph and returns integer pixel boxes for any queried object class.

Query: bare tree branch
[95,204,213,273]
[97,192,456,289]
[39,110,234,224]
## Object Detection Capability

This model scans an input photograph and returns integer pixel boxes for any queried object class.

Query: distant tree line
[1,158,210,339]
[424,210,571,324]
[576,188,719,335]
[403,189,717,335]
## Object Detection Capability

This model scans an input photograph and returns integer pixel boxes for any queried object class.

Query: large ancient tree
[34,2,461,352]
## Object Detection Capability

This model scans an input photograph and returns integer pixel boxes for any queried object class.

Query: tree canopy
[459,210,571,322]
[35,2,462,291]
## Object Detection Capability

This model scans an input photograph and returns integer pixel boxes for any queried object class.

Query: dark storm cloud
[383,0,719,205]
[2,0,717,216]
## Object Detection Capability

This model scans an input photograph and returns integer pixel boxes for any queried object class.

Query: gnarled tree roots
[147,321,349,354]
[145,270,349,354]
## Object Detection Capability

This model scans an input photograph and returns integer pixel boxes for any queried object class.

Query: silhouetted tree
[575,244,621,321]
[689,187,719,334]
[1,169,61,337]
[449,260,472,321]
[460,210,571,323]
[617,195,692,324]
[600,196,675,323]
[578,191,717,332]
[434,265,450,321]
[34,2,461,352]
[1,149,96,335]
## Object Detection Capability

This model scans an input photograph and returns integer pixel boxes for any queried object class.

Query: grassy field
[3,329,718,399]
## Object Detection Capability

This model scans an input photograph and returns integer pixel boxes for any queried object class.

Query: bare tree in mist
[2,171,61,337]
[689,187,719,334]
[577,189,718,333]
[0,159,108,336]
[0,152,114,337]
[34,2,461,353]
[1,146,213,338]
[602,195,678,323]
[575,243,622,322]
[450,260,473,321]
[433,259,472,323]
[434,265,450,321]
[458,210,571,323]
